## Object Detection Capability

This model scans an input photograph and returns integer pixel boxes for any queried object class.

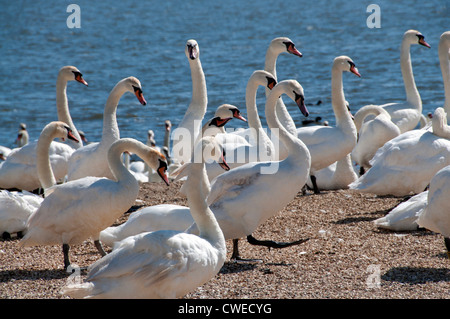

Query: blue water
[0,0,448,149]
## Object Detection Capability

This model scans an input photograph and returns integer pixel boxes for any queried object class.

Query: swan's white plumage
[417,165,450,238]
[374,191,427,231]
[67,77,147,181]
[352,105,401,172]
[19,138,168,269]
[63,137,226,299]
[349,108,450,196]
[0,121,80,236]
[172,39,208,164]
[354,30,430,135]
[296,56,360,192]
[0,66,87,191]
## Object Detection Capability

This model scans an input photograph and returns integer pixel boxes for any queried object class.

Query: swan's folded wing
[207,161,264,206]
[87,231,210,286]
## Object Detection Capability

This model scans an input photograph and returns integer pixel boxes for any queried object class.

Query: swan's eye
[294,91,304,103]
[283,41,293,50]
[348,61,355,69]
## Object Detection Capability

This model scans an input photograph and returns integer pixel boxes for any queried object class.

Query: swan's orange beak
[232,109,247,122]
[157,160,170,186]
[67,130,80,143]
[296,94,309,117]
[418,37,431,48]
[75,74,88,86]
[350,65,361,77]
[287,43,302,57]
[133,87,147,105]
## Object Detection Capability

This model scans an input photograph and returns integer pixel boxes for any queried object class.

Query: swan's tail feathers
[61,282,95,299]
[98,227,118,248]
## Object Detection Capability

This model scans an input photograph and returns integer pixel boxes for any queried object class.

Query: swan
[354,30,430,134]
[296,56,360,194]
[373,191,427,231]
[350,107,450,196]
[185,80,311,260]
[0,146,11,161]
[305,154,358,191]
[264,37,303,159]
[63,137,227,299]
[15,123,29,147]
[206,71,278,181]
[351,105,401,175]
[349,31,450,196]
[67,76,147,181]
[0,66,88,191]
[417,164,450,258]
[172,39,208,164]
[0,121,80,239]
[19,138,169,270]
[98,113,235,247]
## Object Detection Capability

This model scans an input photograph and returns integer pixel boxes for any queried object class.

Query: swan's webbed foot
[230,239,263,263]
[94,240,107,257]
[246,234,309,249]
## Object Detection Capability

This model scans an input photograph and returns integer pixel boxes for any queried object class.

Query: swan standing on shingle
[63,137,227,299]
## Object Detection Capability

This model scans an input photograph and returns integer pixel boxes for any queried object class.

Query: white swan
[264,37,303,159]
[15,123,29,147]
[0,121,80,239]
[354,30,430,134]
[67,76,147,181]
[187,80,311,260]
[101,80,310,261]
[99,141,230,249]
[417,165,450,258]
[0,66,88,191]
[172,39,208,164]
[206,71,278,181]
[63,137,226,299]
[296,56,360,193]
[350,107,450,196]
[350,31,450,196]
[373,191,427,231]
[351,105,401,175]
[19,138,169,270]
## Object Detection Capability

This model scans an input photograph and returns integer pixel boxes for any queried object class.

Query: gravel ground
[0,180,449,300]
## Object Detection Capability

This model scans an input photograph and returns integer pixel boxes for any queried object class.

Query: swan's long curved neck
[400,41,421,109]
[264,50,298,137]
[265,84,308,161]
[107,139,145,186]
[331,67,354,132]
[36,127,58,191]
[353,105,390,132]
[439,38,450,115]
[101,82,128,146]
[184,162,224,245]
[188,58,207,115]
[246,81,269,146]
[56,75,82,148]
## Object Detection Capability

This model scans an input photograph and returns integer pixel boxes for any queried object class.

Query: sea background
[0,0,448,150]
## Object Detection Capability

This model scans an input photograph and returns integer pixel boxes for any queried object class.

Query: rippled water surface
[0,0,448,148]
